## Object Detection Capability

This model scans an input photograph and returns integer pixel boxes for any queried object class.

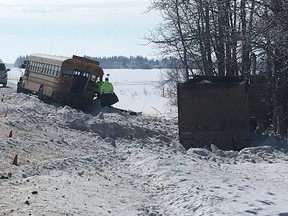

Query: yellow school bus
[17,54,104,108]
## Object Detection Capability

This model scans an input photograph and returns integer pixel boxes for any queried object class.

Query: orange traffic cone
[8,130,13,138]
[12,154,19,166]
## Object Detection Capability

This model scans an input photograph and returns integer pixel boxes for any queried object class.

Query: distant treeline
[85,55,172,69]
[14,55,173,69]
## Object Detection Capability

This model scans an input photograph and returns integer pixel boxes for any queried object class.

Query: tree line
[14,55,175,69]
[148,0,288,138]
[84,55,174,69]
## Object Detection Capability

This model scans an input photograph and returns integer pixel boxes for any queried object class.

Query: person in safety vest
[99,77,119,107]
[100,78,114,94]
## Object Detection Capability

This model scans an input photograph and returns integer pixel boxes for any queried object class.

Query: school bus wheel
[38,86,44,100]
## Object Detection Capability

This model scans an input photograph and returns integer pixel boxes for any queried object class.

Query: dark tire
[17,82,23,93]
[3,82,7,88]
[38,86,44,100]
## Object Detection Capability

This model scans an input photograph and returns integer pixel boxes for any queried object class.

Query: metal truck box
[178,76,250,150]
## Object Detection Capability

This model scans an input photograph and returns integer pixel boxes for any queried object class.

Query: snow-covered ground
[0,68,288,216]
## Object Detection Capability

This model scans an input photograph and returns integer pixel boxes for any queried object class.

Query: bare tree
[149,0,259,77]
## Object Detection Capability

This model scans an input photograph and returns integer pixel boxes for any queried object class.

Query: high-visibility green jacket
[100,81,114,94]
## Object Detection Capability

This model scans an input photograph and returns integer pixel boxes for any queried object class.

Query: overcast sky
[0,0,161,63]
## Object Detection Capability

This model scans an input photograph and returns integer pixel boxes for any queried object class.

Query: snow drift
[0,68,288,216]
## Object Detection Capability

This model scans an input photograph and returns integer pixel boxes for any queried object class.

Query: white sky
[0,0,161,63]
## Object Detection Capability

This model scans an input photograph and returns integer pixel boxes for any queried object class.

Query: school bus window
[41,63,46,73]
[56,66,61,76]
[31,62,35,71]
[42,64,45,73]
[39,63,43,73]
[38,63,42,72]
[48,65,52,75]
[51,65,55,76]
[39,63,44,73]
[38,63,42,73]
[46,64,50,74]
[53,66,55,75]
[91,75,97,81]
[48,65,51,74]
[45,64,49,74]
[63,68,71,75]
[50,65,53,74]
[55,66,60,76]
[53,67,56,76]
[32,62,36,71]
[43,64,47,74]
[35,62,38,72]
[42,63,46,73]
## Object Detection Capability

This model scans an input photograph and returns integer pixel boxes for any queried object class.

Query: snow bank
[1,69,288,215]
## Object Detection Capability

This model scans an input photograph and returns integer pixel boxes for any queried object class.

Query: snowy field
[104,69,173,116]
[0,68,288,216]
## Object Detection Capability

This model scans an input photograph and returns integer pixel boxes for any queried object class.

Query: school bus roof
[29,54,100,66]
[29,54,70,65]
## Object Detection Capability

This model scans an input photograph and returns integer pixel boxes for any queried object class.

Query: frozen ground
[0,68,288,216]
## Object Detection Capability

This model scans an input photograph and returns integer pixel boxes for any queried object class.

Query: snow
[105,69,173,116]
[1,68,288,216]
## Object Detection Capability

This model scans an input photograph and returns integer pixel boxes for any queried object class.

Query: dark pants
[99,93,119,107]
